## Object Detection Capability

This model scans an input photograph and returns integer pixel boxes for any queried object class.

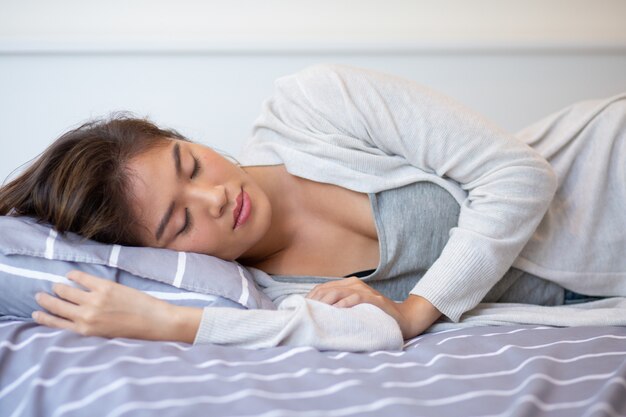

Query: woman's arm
[249,64,558,324]
[195,293,403,350]
[34,270,403,351]
[306,276,441,339]
[33,270,202,343]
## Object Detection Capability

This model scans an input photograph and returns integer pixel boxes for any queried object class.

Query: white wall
[2,0,626,49]
[1,0,626,182]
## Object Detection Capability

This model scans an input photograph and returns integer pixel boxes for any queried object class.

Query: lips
[233,188,251,229]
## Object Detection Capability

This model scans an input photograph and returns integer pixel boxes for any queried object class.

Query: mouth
[233,187,251,229]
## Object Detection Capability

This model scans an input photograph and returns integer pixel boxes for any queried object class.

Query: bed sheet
[1,321,625,417]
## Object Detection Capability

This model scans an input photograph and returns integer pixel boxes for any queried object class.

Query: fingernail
[32,311,39,320]
[35,293,42,302]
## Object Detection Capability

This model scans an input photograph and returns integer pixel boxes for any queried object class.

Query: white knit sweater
[241,63,558,322]
[193,64,626,350]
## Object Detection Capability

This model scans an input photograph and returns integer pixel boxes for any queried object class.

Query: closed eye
[180,208,193,236]
[179,154,200,238]
[191,156,201,178]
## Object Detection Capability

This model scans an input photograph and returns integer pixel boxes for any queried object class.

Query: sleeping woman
[1,64,625,350]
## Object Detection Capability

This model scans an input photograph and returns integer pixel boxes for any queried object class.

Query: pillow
[0,215,276,321]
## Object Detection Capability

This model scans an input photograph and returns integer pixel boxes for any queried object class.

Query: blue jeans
[563,290,605,305]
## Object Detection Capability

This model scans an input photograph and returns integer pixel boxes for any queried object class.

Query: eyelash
[181,155,200,236]
[191,156,201,178]
[181,208,193,235]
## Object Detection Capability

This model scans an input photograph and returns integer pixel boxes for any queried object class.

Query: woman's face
[126,138,272,261]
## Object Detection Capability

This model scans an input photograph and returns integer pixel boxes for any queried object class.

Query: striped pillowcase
[0,216,276,321]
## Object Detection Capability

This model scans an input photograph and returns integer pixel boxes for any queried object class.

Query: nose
[188,184,227,218]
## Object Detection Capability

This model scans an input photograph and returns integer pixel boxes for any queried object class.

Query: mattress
[1,320,625,417]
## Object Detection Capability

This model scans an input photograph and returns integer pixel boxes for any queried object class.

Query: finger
[305,285,322,300]
[32,310,75,331]
[316,288,354,305]
[342,276,365,284]
[67,270,108,291]
[36,292,81,321]
[305,277,363,299]
[306,284,328,301]
[306,283,330,299]
[320,277,363,288]
[52,283,90,305]
[317,291,343,305]
[333,293,363,308]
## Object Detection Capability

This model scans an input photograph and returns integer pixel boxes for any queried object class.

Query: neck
[236,165,298,266]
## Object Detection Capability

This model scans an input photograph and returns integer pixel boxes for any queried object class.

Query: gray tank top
[271,181,565,306]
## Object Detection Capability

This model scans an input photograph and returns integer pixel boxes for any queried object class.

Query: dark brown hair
[0,114,190,246]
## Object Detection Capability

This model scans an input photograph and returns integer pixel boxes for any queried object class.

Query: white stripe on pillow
[237,265,250,306]
[173,252,186,288]
[108,245,121,268]
[0,262,69,284]
[44,229,57,260]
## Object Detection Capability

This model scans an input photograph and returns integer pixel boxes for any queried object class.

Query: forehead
[130,138,174,168]
[125,139,178,242]
[127,139,177,189]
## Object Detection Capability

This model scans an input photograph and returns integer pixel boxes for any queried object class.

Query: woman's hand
[32,270,202,343]
[306,277,441,339]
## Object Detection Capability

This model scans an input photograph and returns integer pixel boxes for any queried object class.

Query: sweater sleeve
[193,295,404,351]
[261,64,558,322]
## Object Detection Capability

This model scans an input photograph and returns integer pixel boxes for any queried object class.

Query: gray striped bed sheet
[1,321,625,417]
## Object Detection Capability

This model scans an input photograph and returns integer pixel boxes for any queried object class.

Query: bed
[2,212,626,416]
[1,320,625,417]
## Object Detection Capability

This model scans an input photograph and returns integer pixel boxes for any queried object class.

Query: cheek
[187,220,231,256]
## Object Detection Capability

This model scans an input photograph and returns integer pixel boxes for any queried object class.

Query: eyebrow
[155,143,182,242]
